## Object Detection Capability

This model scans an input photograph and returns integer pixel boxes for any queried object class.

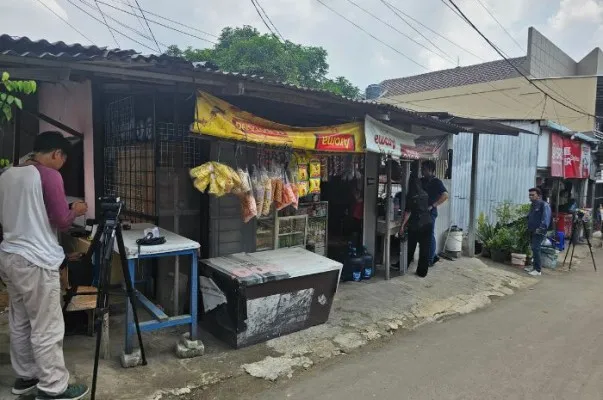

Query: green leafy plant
[1,72,37,122]
[486,226,516,251]
[476,212,496,245]
[487,202,532,255]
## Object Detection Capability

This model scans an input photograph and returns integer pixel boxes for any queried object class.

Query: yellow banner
[190,91,364,153]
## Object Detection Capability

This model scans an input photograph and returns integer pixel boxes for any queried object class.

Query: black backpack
[407,189,432,230]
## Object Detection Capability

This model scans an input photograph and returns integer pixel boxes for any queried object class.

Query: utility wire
[93,0,120,47]
[133,0,162,52]
[474,0,524,52]
[314,0,429,70]
[253,0,285,41]
[380,0,485,62]
[472,0,577,110]
[440,0,584,117]
[78,0,166,48]
[35,0,96,45]
[66,0,158,52]
[125,0,147,33]
[250,0,279,39]
[95,0,217,45]
[443,0,599,119]
[105,0,218,38]
[345,0,455,65]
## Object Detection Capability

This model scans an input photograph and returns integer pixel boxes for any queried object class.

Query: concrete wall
[527,27,577,78]
[577,49,603,76]
[38,81,95,216]
[381,76,597,132]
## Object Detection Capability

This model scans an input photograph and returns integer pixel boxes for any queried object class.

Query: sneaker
[12,378,39,395]
[528,270,542,277]
[36,384,89,400]
[524,267,534,273]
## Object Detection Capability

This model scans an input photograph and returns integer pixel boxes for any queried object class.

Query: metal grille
[157,123,204,168]
[104,97,156,222]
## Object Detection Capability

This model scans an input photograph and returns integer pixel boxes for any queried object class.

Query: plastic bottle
[361,246,373,279]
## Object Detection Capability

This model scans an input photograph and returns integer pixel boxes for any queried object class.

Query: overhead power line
[380,0,485,62]
[78,0,167,49]
[35,0,96,45]
[443,0,599,120]
[133,0,162,52]
[105,0,218,38]
[474,0,524,52]
[66,0,159,52]
[95,0,217,45]
[252,0,285,41]
[250,0,279,39]
[314,0,429,70]
[93,0,120,47]
[345,0,455,65]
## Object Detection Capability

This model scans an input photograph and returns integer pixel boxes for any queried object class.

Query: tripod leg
[116,226,147,365]
[91,226,111,400]
[568,243,577,270]
[585,237,598,272]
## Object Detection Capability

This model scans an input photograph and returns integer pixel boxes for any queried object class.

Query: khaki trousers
[0,250,69,395]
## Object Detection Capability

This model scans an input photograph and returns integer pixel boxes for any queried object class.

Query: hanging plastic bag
[237,168,252,193]
[239,172,257,223]
[262,168,273,216]
[251,166,265,217]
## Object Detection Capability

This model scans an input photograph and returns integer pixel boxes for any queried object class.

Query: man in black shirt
[420,161,449,265]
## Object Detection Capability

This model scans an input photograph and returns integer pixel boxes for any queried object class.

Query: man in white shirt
[0,131,89,400]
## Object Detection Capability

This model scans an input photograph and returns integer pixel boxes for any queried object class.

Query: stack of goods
[190,159,301,224]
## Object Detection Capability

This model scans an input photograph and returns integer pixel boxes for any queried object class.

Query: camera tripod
[562,215,597,272]
[77,198,148,400]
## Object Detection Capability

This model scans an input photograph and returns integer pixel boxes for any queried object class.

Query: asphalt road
[247,263,603,400]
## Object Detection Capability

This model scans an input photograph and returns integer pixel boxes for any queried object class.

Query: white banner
[364,115,418,159]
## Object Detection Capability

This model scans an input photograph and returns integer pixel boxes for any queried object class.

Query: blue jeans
[531,233,544,272]
[430,214,437,263]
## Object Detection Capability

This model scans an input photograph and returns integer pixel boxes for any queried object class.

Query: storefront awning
[364,115,418,159]
[191,91,364,153]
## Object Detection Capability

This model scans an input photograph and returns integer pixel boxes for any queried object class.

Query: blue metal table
[117,223,200,355]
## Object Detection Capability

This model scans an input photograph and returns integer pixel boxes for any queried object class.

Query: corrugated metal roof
[0,34,533,136]
[0,34,217,68]
[380,57,528,96]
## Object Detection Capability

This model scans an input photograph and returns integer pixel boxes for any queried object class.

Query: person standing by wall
[398,172,433,277]
[420,161,449,265]
[525,187,552,277]
[0,132,89,399]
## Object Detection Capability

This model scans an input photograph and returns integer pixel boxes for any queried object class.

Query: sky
[1,0,602,91]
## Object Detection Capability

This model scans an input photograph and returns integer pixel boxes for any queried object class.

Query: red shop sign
[563,138,582,179]
[550,133,564,177]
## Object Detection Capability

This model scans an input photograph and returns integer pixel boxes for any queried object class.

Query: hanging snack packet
[309,178,321,194]
[309,159,321,178]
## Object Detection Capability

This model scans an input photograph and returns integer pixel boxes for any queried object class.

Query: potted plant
[477,212,496,257]
[487,226,516,263]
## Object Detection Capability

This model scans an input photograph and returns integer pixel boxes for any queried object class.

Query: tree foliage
[1,72,37,123]
[166,26,361,99]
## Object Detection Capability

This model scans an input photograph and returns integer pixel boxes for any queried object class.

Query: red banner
[550,133,564,177]
[563,138,582,179]
[314,133,356,152]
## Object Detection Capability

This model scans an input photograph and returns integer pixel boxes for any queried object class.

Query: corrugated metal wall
[451,123,539,230]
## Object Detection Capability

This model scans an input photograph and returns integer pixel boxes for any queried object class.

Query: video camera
[98,196,124,222]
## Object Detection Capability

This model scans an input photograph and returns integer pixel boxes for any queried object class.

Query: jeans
[408,223,433,277]
[531,233,544,272]
[430,214,437,264]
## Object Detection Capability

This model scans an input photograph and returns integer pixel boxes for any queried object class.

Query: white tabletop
[116,223,200,259]
[201,247,342,286]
